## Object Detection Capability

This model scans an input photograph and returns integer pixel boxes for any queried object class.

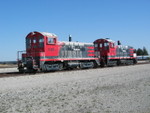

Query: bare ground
[0,64,17,68]
[0,64,150,113]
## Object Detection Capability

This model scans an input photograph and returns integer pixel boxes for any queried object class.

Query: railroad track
[0,61,149,78]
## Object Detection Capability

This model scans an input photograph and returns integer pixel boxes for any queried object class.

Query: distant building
[137,55,150,60]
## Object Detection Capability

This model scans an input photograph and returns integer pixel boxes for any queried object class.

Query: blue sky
[0,0,150,61]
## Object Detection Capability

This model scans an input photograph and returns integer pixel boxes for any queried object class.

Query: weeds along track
[0,61,149,78]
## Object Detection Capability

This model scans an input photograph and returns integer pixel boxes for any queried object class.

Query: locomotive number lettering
[48,48,55,51]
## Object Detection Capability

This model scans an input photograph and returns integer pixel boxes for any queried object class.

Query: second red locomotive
[94,38,137,67]
[18,31,137,72]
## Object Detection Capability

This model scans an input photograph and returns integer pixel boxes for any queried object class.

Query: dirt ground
[0,64,150,113]
[0,64,17,68]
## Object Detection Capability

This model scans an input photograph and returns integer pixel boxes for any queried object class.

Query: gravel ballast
[0,67,17,73]
[0,64,150,113]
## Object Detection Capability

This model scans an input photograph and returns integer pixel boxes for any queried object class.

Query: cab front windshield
[26,36,44,49]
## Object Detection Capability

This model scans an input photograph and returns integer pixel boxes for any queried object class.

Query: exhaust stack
[118,40,121,45]
[69,35,72,42]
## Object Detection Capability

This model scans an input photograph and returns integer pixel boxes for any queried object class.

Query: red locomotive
[94,38,137,67]
[17,31,99,72]
[17,31,137,72]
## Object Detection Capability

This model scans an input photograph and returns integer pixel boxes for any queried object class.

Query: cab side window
[94,43,98,51]
[26,38,31,48]
[39,36,44,48]
[48,38,55,44]
[110,43,115,48]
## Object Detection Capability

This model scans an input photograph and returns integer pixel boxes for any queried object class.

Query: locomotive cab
[94,38,137,67]
[44,35,59,57]
[94,39,115,58]
[94,38,116,66]
[26,32,58,71]
[18,31,58,72]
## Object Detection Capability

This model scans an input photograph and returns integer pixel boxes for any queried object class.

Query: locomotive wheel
[58,63,64,71]
[100,61,106,67]
[18,67,25,73]
[27,68,37,73]
[133,59,137,64]
[117,60,121,66]
[93,63,98,68]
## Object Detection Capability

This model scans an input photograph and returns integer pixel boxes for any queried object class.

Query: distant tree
[136,47,149,56]
[134,49,137,53]
[136,48,143,56]
[143,47,148,55]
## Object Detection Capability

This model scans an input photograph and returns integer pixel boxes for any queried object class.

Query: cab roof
[94,38,115,43]
[40,32,57,37]
[26,31,57,38]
